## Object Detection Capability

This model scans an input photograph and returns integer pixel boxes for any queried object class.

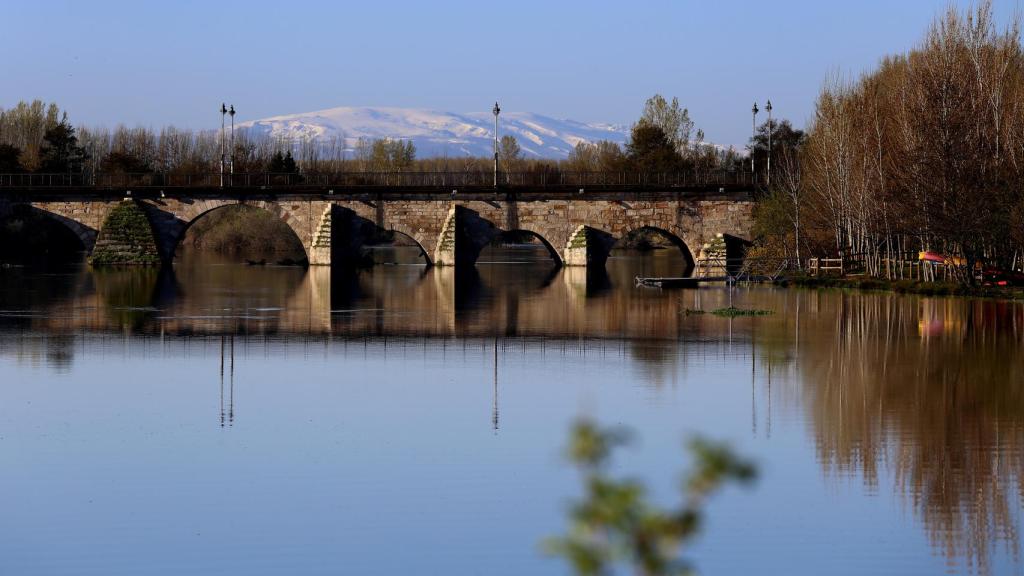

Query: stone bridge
[0,189,755,273]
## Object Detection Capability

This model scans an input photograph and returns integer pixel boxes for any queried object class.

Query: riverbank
[776,275,1024,300]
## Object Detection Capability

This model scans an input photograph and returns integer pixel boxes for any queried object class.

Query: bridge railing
[0,170,759,190]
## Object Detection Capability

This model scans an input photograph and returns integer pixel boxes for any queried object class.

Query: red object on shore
[982,267,1024,287]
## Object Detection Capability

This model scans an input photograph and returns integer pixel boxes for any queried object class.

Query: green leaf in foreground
[545,419,757,576]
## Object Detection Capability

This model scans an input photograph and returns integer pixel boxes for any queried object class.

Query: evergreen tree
[0,144,24,173]
[749,119,804,184]
[398,140,416,168]
[267,151,285,172]
[100,151,152,174]
[282,150,298,173]
[38,114,87,173]
[267,150,299,173]
[626,123,685,172]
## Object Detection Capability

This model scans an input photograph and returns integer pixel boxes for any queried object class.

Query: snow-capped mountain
[235,106,630,159]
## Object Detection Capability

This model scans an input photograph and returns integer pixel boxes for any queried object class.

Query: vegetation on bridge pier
[88,201,161,266]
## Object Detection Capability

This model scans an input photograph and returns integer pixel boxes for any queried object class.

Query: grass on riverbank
[778,275,1024,300]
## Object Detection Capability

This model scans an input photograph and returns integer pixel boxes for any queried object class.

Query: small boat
[918,251,966,266]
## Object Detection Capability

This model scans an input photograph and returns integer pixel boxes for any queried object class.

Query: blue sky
[2,0,1019,146]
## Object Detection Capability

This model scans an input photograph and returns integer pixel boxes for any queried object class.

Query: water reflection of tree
[798,294,1023,574]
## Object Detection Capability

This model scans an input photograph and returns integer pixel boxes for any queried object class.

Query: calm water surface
[1,248,1021,575]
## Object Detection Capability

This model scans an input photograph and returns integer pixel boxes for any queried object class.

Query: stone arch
[445,206,564,267]
[614,225,696,275]
[490,227,564,266]
[170,201,309,261]
[9,204,96,253]
[384,225,433,266]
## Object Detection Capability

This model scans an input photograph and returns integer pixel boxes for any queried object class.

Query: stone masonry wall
[10,191,755,270]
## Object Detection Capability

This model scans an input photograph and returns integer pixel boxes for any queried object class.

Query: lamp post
[219,103,227,188]
[492,102,501,189]
[229,105,236,178]
[751,102,759,178]
[766,99,773,189]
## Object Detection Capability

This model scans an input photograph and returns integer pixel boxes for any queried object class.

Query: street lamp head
[752,102,759,115]
[766,100,773,113]
[221,103,227,115]
[493,102,500,116]
[229,105,235,117]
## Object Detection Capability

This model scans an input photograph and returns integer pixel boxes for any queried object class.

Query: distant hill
[235,106,630,159]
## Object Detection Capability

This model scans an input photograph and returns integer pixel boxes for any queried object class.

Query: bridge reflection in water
[0,250,729,340]
[0,256,1022,575]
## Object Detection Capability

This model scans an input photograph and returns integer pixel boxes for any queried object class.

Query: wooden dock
[634,275,776,288]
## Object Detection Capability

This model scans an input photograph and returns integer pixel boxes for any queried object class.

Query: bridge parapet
[0,170,760,192]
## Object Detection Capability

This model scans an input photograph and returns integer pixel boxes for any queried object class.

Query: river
[1,247,1021,575]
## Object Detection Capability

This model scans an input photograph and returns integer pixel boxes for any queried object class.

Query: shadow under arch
[327,206,432,268]
[612,226,695,277]
[370,226,433,266]
[478,228,564,266]
[171,202,308,263]
[0,204,91,265]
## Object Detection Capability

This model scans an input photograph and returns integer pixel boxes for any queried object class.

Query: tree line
[755,1,1024,284]
[0,95,744,178]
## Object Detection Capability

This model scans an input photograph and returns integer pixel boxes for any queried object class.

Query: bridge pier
[309,204,383,267]
[88,201,162,265]
[308,205,333,265]
[694,234,751,278]
[433,205,503,267]
[562,225,615,267]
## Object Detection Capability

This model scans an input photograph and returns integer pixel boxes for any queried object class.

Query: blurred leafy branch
[545,419,757,576]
